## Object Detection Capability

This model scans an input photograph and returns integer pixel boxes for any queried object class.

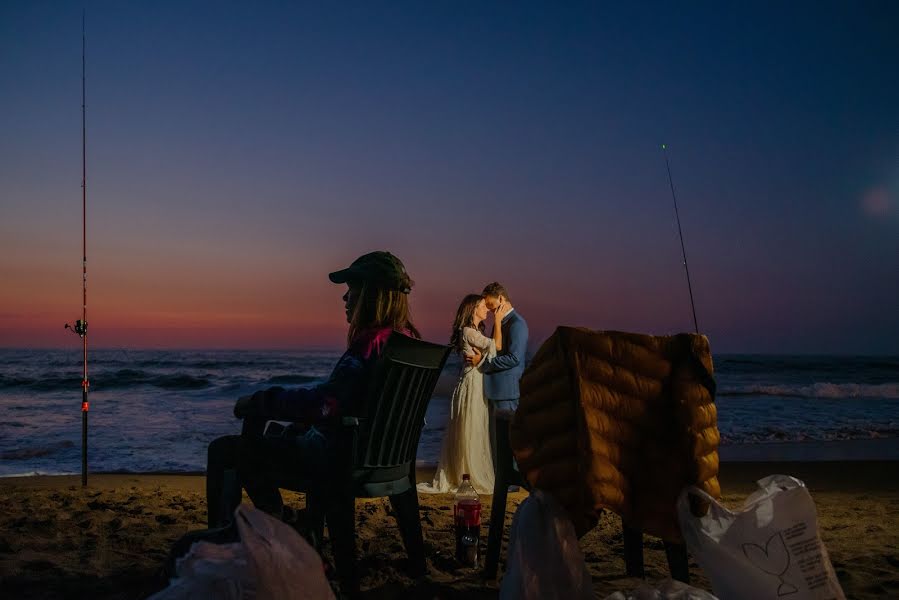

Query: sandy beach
[1,460,897,599]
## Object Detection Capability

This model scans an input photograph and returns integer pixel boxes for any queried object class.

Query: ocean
[1,349,897,477]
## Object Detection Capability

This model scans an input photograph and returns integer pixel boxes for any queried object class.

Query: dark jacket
[482,310,529,401]
[251,327,398,424]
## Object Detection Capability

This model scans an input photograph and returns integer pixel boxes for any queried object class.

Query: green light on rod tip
[661,144,667,149]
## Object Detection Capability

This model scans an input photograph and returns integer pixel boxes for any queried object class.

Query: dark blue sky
[1,1,897,352]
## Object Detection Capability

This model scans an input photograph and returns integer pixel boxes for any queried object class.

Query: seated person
[206,251,420,528]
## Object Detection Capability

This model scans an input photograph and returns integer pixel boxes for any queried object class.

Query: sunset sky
[1,1,897,353]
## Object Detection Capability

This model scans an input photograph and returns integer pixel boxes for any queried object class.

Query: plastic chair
[262,332,451,596]
[485,441,690,584]
[623,524,690,582]
[485,328,713,585]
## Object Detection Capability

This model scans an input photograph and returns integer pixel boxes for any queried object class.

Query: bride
[419,293,510,495]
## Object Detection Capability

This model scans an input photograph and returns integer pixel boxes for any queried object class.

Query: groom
[465,282,529,470]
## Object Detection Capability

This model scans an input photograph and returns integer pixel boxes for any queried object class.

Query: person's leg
[238,426,331,520]
[237,432,287,518]
[492,399,519,471]
[485,401,518,579]
[206,417,274,527]
[206,435,242,528]
[488,399,498,473]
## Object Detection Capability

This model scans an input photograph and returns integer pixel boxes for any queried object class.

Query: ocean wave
[721,357,898,368]
[0,440,75,460]
[128,359,290,370]
[718,382,899,399]
[105,369,214,390]
[0,374,81,391]
[717,357,899,378]
[1,370,320,392]
[0,471,78,478]
[0,370,213,391]
[265,374,320,385]
[720,425,899,444]
[0,374,39,388]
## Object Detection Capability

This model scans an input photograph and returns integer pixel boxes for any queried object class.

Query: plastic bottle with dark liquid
[453,473,481,567]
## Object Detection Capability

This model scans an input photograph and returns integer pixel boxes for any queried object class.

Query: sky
[1,1,897,354]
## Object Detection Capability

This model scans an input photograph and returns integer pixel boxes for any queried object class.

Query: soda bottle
[453,473,481,567]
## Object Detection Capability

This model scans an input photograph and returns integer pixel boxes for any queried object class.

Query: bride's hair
[449,293,485,353]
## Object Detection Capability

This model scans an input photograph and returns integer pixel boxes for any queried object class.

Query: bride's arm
[492,303,512,351]
[463,327,495,355]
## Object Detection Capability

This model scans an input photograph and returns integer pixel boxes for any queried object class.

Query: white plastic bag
[602,578,719,599]
[500,489,594,600]
[150,504,335,600]
[236,504,335,600]
[148,540,253,600]
[677,475,845,600]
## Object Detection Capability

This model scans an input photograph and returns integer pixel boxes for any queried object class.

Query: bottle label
[454,498,481,567]
[454,499,481,527]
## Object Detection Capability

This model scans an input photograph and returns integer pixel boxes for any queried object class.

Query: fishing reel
[64,319,88,338]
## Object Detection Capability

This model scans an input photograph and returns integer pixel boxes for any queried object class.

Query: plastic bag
[677,475,845,600]
[500,489,593,600]
[148,540,252,599]
[150,504,335,600]
[602,578,719,599]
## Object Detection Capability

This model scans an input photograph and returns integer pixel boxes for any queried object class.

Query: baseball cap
[328,251,412,293]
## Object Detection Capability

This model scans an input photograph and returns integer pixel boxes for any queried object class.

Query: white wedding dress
[418,326,496,495]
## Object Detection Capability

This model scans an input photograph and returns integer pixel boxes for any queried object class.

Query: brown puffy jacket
[510,327,720,542]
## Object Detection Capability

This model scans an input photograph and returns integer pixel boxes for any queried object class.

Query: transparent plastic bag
[149,540,252,600]
[500,489,593,600]
[677,475,845,600]
[602,578,719,599]
[150,504,335,600]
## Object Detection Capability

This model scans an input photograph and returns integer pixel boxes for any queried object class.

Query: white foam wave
[0,470,78,478]
[720,382,899,399]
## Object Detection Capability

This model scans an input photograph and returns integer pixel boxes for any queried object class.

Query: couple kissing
[419,282,529,495]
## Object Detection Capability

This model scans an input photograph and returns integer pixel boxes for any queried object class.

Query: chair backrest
[354,332,451,471]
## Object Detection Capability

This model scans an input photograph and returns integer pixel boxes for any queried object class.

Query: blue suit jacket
[482,310,529,401]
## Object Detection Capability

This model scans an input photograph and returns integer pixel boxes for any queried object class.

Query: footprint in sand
[154,514,178,525]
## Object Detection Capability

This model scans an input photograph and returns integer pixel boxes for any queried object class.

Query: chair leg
[305,491,326,551]
[484,469,510,580]
[325,495,359,597]
[623,523,645,578]
[389,488,427,577]
[665,541,690,583]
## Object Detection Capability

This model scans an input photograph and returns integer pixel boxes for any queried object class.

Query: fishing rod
[661,144,699,335]
[64,12,89,487]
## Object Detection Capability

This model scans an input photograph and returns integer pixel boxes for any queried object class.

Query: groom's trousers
[485,398,524,579]
[487,399,519,475]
